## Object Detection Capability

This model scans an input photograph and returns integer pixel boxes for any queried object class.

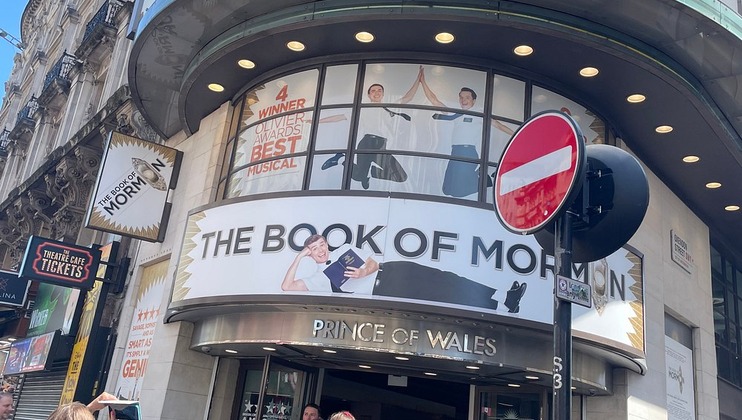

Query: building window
[712,243,742,389]
[665,314,695,418]
[223,61,608,201]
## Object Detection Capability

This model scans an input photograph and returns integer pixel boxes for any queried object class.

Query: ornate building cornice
[20,0,44,45]
[0,85,131,267]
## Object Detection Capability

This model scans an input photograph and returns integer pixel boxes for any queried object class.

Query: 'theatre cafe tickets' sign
[19,236,101,290]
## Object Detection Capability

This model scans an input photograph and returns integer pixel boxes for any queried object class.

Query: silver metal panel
[191,310,614,395]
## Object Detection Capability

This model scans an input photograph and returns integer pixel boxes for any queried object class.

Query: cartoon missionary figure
[319,68,423,189]
[419,67,514,197]
[371,260,527,313]
[281,234,380,292]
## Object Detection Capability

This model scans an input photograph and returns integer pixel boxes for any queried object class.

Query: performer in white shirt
[419,67,514,197]
[320,69,422,189]
[281,234,378,292]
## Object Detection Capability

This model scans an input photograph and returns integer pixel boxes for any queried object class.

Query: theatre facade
[96,1,742,419]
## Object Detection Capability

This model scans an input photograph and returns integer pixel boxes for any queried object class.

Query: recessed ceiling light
[435,32,455,44]
[655,125,673,133]
[208,83,224,92]
[513,45,533,56]
[706,182,722,189]
[507,383,521,388]
[533,94,547,103]
[359,364,372,369]
[465,365,480,370]
[322,349,337,354]
[725,205,740,211]
[238,59,256,69]
[571,386,577,390]
[394,356,409,361]
[525,375,540,380]
[355,31,374,43]
[262,346,276,352]
[431,66,445,76]
[682,155,700,163]
[579,67,599,77]
[224,349,238,354]
[626,94,646,103]
[6,338,15,342]
[424,372,438,376]
[286,41,305,51]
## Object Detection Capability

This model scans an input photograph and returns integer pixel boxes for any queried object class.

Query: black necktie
[432,113,463,121]
[383,107,411,121]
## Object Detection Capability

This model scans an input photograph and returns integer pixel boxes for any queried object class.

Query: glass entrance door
[477,387,545,420]
[235,357,317,420]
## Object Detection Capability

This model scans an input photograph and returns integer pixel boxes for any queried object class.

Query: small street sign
[556,275,592,308]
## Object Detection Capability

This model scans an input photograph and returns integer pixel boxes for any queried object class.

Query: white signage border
[85,132,183,242]
[171,195,646,359]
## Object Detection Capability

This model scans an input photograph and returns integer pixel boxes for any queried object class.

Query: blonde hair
[329,411,355,420]
[47,402,94,420]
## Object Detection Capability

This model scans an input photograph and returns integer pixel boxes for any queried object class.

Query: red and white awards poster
[230,69,318,196]
[114,260,167,399]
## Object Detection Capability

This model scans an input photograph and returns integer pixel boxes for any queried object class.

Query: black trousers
[372,261,499,310]
[353,134,407,183]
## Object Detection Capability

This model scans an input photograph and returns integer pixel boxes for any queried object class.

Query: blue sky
[0,1,28,100]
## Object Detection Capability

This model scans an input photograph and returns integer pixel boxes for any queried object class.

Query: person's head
[0,393,12,418]
[303,235,330,263]
[367,83,385,102]
[458,87,477,110]
[302,403,321,420]
[47,402,94,420]
[329,411,355,420]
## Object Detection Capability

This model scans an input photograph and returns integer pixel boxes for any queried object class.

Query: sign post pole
[553,208,573,420]
[491,110,588,420]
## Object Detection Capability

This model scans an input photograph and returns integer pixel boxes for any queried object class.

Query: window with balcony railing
[17,96,39,122]
[42,52,77,92]
[81,0,123,45]
[0,129,11,156]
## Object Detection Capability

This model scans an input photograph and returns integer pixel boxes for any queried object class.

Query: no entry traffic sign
[493,111,585,234]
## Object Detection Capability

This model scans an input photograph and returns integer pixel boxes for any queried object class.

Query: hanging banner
[171,195,646,358]
[59,280,102,404]
[85,131,183,242]
[0,270,30,307]
[59,242,116,404]
[19,236,100,290]
[2,331,58,375]
[114,260,167,400]
[27,283,80,336]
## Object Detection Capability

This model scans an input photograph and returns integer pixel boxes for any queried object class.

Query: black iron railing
[42,52,77,92]
[81,0,123,45]
[0,129,10,155]
[17,96,39,122]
